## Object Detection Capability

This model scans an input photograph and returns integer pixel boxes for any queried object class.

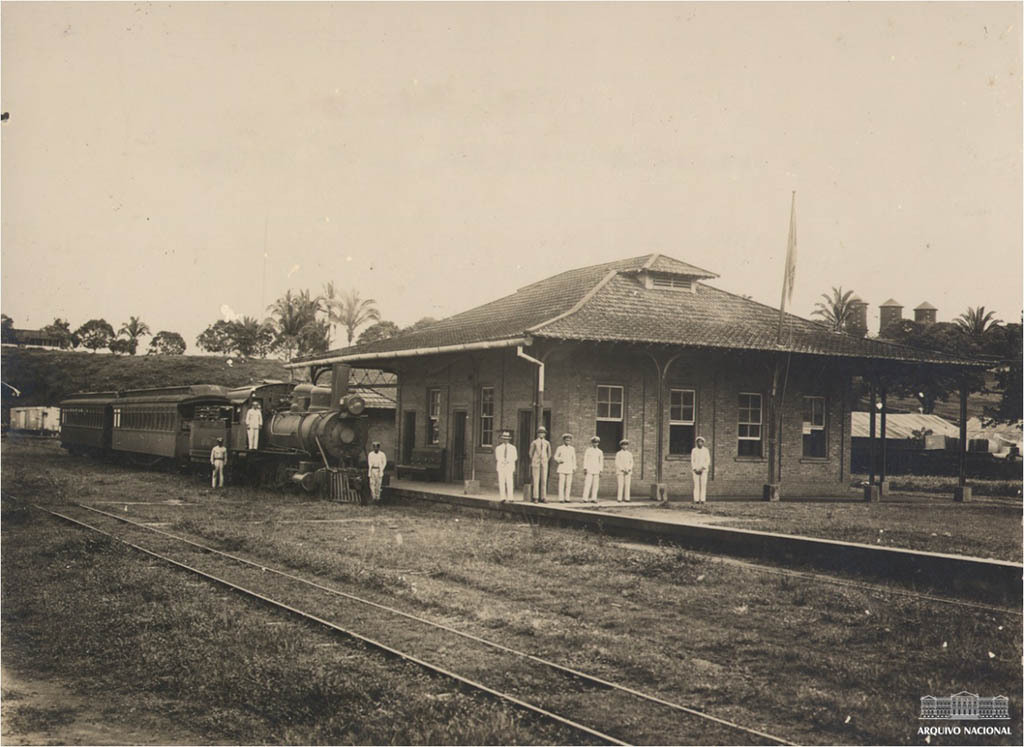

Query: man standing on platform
[367,441,387,502]
[245,400,263,450]
[554,433,577,502]
[615,438,633,502]
[582,436,603,503]
[528,426,551,503]
[495,430,517,501]
[691,435,710,503]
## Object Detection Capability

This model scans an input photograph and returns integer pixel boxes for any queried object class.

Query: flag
[781,191,797,308]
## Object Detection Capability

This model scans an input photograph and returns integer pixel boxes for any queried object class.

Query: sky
[2,2,1021,351]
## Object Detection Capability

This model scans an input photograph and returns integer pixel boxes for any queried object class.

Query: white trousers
[692,470,708,503]
[211,461,225,488]
[369,467,383,501]
[247,427,260,449]
[497,466,515,500]
[531,462,548,501]
[558,473,573,501]
[582,472,600,502]
[616,471,632,501]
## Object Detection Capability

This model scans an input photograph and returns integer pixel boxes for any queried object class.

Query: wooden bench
[397,448,446,481]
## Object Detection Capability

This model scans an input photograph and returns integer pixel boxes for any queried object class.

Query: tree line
[194,284,437,360]
[0,285,436,360]
[1,314,186,356]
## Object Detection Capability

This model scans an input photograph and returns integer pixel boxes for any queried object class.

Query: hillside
[1,348,295,408]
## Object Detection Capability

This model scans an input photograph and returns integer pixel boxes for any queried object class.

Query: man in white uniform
[495,430,517,501]
[582,436,604,503]
[210,437,227,488]
[367,441,387,502]
[691,435,711,503]
[528,426,551,503]
[554,433,577,502]
[615,438,634,502]
[245,400,263,450]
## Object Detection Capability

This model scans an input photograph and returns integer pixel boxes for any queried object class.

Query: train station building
[291,254,985,499]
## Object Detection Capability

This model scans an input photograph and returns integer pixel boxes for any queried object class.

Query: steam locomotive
[59,364,369,497]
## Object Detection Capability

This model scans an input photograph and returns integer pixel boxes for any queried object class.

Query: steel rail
[75,501,794,746]
[30,502,628,747]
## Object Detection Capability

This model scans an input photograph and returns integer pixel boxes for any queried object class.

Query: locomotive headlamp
[342,394,366,416]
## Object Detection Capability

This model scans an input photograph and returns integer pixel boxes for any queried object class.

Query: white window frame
[479,386,495,447]
[596,385,624,422]
[738,392,762,453]
[427,388,441,446]
[669,388,696,455]
[802,396,827,457]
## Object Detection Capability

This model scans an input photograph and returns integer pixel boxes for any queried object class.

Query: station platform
[385,478,1023,607]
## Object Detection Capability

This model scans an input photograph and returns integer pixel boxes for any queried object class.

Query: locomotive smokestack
[331,364,353,407]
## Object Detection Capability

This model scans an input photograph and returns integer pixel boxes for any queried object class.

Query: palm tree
[955,306,1000,337]
[811,287,857,333]
[267,289,322,359]
[118,316,151,355]
[333,288,381,345]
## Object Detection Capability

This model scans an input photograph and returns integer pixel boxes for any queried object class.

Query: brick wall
[391,344,854,498]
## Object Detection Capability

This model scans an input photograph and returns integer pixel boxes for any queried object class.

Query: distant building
[878,299,903,336]
[3,328,64,349]
[914,301,937,325]
[846,297,869,338]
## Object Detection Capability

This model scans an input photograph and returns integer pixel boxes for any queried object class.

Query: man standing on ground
[210,437,227,489]
[528,426,551,503]
[367,440,387,502]
[554,433,576,502]
[615,438,633,502]
[582,436,603,503]
[691,435,710,504]
[495,430,517,501]
[245,400,263,450]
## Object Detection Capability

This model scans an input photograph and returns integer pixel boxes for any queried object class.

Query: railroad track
[23,499,795,747]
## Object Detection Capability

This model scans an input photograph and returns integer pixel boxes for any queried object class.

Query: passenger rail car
[60,392,117,454]
[112,385,232,465]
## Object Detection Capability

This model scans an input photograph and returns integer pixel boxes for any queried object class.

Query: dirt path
[1,666,203,745]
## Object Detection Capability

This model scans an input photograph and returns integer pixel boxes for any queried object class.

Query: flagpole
[777,190,797,344]
[767,190,796,501]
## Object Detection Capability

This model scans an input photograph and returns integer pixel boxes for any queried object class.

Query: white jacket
[691,445,711,473]
[245,407,263,428]
[583,446,604,474]
[495,442,518,470]
[615,449,634,473]
[554,444,577,474]
[367,450,387,472]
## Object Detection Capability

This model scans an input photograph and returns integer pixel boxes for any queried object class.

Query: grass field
[2,439,1022,745]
